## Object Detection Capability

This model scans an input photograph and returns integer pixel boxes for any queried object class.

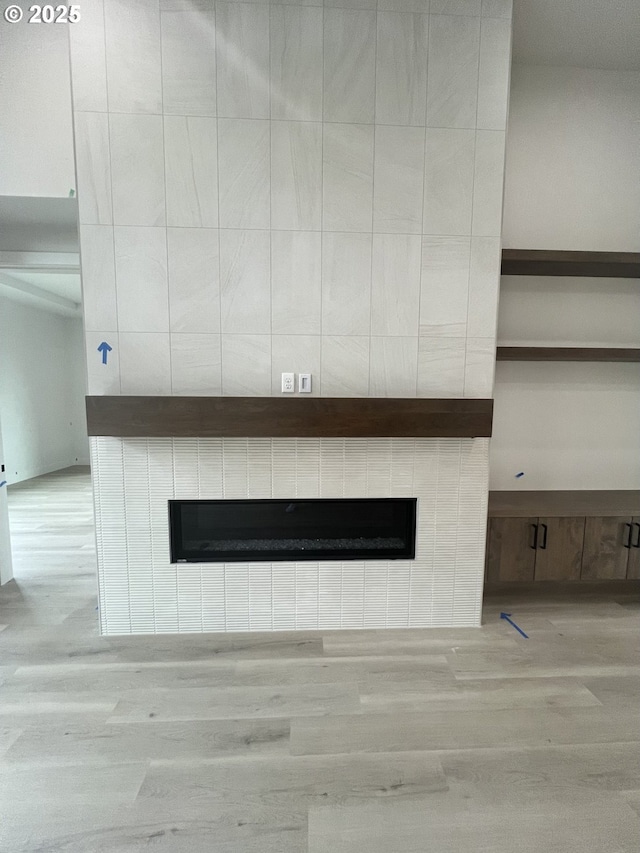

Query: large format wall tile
[68,0,107,111]
[371,234,421,336]
[323,123,374,233]
[164,116,218,228]
[80,225,117,332]
[322,233,372,336]
[160,9,216,115]
[467,236,501,338]
[218,119,270,229]
[167,228,220,334]
[271,335,322,395]
[271,231,322,335]
[373,126,425,234]
[427,14,480,129]
[216,3,270,119]
[270,6,323,121]
[431,0,481,13]
[119,333,171,395]
[74,112,112,225]
[423,127,475,235]
[376,12,429,126]
[482,0,512,16]
[417,337,466,396]
[271,121,322,231]
[321,337,370,396]
[104,0,162,113]
[420,236,471,337]
[114,227,169,333]
[472,129,506,236]
[477,16,512,130]
[323,9,376,124]
[220,230,270,335]
[109,115,165,227]
[85,330,120,396]
[464,337,495,396]
[171,334,222,395]
[370,337,419,396]
[222,335,272,396]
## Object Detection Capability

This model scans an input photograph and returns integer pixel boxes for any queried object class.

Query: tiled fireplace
[92,436,489,634]
[70,1,511,634]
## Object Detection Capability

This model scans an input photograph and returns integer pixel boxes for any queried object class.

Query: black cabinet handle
[540,523,548,550]
[634,523,640,549]
[530,523,539,550]
[624,522,633,549]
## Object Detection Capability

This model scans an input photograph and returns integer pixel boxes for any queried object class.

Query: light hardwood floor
[0,467,639,852]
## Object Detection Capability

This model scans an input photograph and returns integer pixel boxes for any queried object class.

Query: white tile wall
[76,5,511,401]
[164,116,218,227]
[91,437,490,633]
[72,2,511,632]
[160,7,216,116]
[323,10,376,124]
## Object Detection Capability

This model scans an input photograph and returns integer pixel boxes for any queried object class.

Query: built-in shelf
[86,396,494,439]
[501,249,640,278]
[488,490,640,518]
[496,347,640,363]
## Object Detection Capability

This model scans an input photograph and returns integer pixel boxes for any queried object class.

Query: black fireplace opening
[169,498,417,563]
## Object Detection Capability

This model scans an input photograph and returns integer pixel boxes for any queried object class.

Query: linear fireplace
[169,498,417,563]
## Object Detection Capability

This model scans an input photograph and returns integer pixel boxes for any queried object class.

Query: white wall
[0,417,13,584]
[491,362,640,491]
[490,63,640,491]
[0,18,75,197]
[502,64,640,252]
[0,294,88,484]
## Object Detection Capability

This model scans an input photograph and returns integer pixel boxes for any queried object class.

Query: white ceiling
[3,270,81,303]
[513,0,640,71]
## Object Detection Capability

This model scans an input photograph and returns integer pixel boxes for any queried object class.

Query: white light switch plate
[299,373,311,393]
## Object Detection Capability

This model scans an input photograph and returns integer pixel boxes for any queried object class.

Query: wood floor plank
[2,718,291,765]
[138,751,447,806]
[308,792,640,853]
[359,676,601,713]
[290,706,640,756]
[0,762,148,806]
[439,741,640,798]
[108,683,360,722]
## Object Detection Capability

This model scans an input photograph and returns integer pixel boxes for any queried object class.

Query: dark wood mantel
[86,396,494,438]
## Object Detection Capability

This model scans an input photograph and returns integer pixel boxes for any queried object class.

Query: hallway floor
[0,468,639,852]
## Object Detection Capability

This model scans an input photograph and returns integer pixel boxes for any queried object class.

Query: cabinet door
[581,516,631,580]
[534,516,585,581]
[486,517,537,583]
[627,516,640,579]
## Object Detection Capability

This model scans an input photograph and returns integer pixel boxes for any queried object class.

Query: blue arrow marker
[0,481,6,488]
[500,611,529,639]
[97,341,112,365]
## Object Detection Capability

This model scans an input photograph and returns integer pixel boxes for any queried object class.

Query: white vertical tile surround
[91,437,490,633]
[71,1,512,633]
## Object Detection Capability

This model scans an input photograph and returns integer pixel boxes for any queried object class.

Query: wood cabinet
[533,517,585,581]
[486,516,584,583]
[626,517,640,579]
[485,494,640,585]
[581,516,635,579]
[486,518,536,583]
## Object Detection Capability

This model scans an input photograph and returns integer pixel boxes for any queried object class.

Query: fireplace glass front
[169,498,417,563]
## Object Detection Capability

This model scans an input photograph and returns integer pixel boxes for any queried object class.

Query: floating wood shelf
[488,490,640,518]
[496,347,640,363]
[501,249,640,278]
[86,396,494,439]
